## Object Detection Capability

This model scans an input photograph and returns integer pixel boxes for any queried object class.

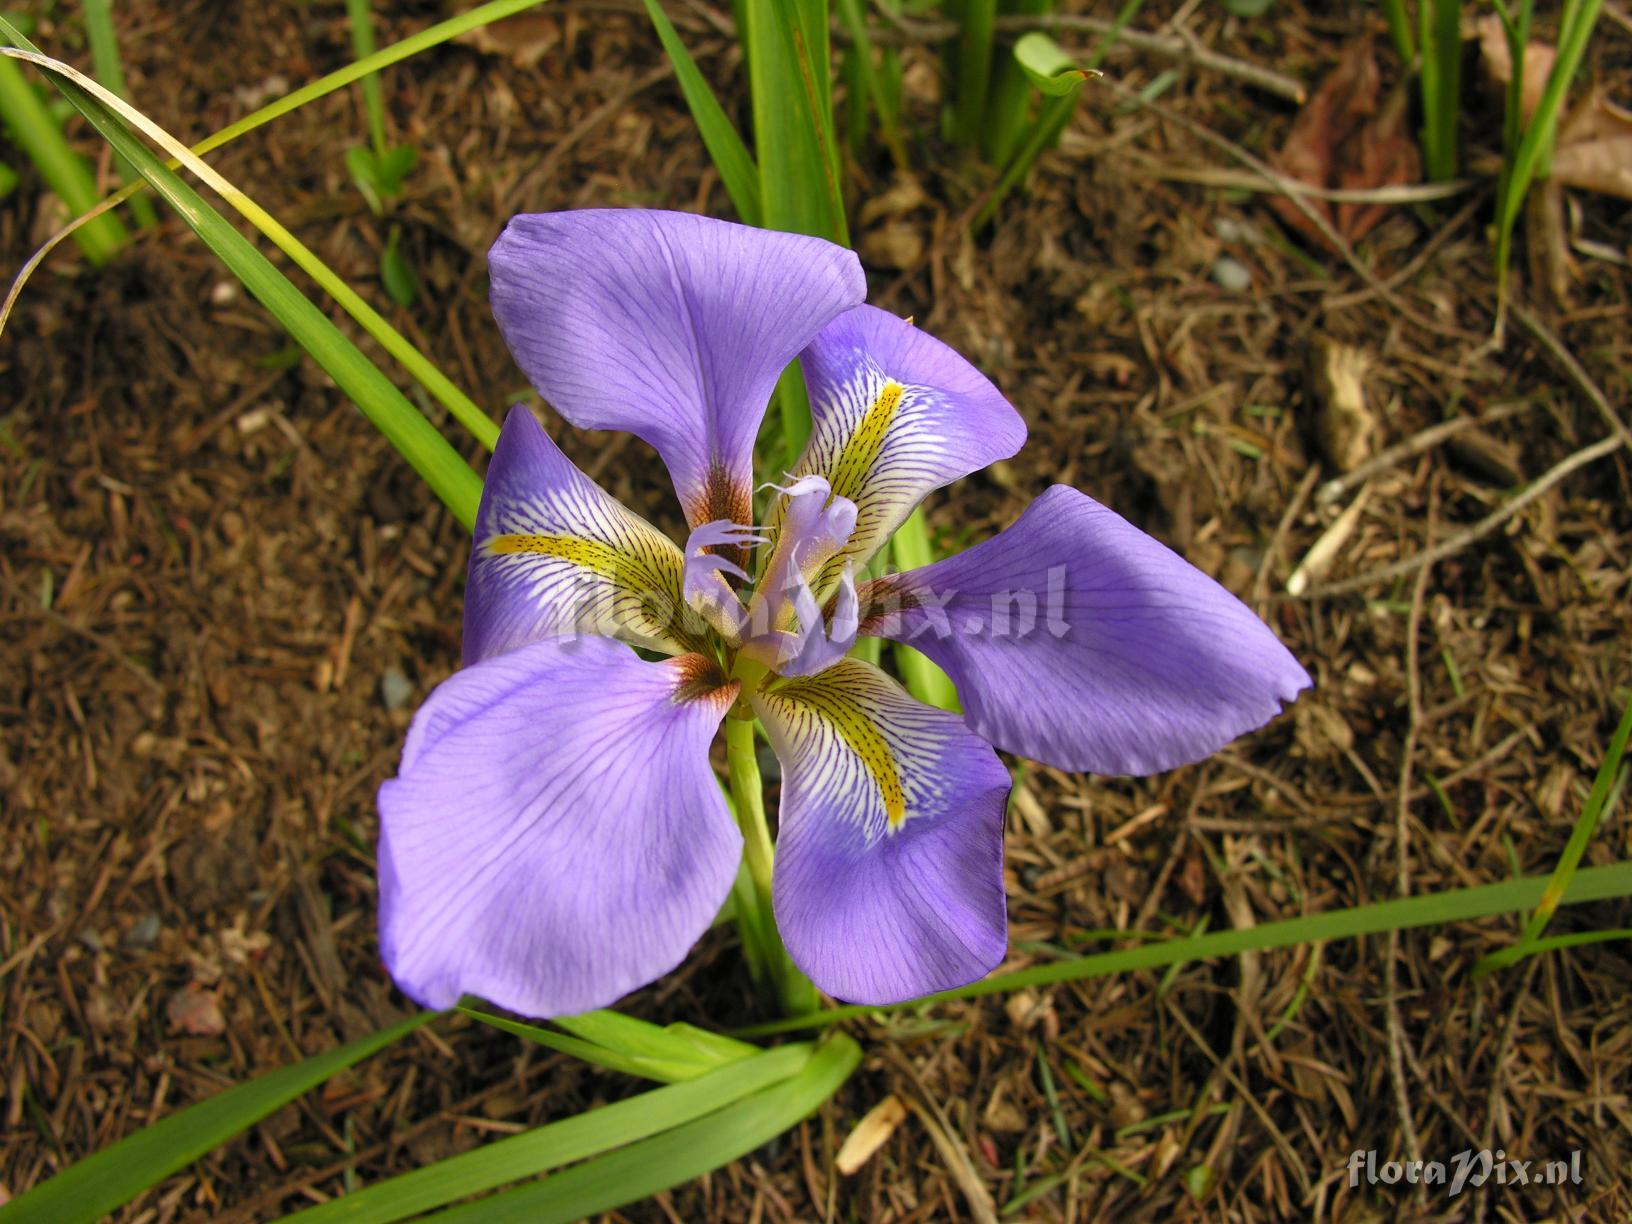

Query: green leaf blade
[0,1013,435,1224]
[284,1042,816,1224]
[424,1034,861,1223]
[640,0,762,225]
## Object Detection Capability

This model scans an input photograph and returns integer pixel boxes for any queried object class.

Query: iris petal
[784,305,1026,595]
[489,210,865,531]
[465,406,703,664]
[859,486,1312,775]
[378,637,741,1018]
[752,659,1011,1004]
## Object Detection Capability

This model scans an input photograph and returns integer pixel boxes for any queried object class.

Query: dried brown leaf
[1553,87,1632,202]
[835,1094,908,1175]
[1476,14,1555,121]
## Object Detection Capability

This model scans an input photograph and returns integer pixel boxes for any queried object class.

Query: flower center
[681,475,862,684]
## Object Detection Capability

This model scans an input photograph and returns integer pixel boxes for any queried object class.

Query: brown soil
[3,1,1630,1220]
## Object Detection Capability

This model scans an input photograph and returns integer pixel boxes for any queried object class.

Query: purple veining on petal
[377,638,741,1018]
[466,405,698,665]
[859,485,1311,775]
[751,658,1011,1004]
[787,304,1028,590]
[488,210,865,532]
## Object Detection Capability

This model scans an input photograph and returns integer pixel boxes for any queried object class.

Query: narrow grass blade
[981,0,1052,167]
[0,1013,435,1224]
[1474,688,1632,976]
[746,0,846,242]
[0,30,498,453]
[0,51,126,262]
[1494,0,1603,301]
[947,0,997,148]
[974,5,1133,229]
[551,1010,761,1070]
[1418,0,1461,180]
[0,37,483,527]
[1381,0,1415,64]
[345,0,388,158]
[457,1004,759,1083]
[7,3,550,453]
[888,508,959,710]
[284,1042,815,1223]
[423,1034,861,1222]
[82,0,157,225]
[774,361,816,471]
[738,861,1632,1034]
[640,0,762,225]
[834,0,906,168]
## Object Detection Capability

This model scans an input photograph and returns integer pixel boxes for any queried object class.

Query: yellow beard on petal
[765,668,907,831]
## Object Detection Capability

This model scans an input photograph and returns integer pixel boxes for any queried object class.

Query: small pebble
[380,665,414,713]
[1211,256,1253,292]
[123,913,162,949]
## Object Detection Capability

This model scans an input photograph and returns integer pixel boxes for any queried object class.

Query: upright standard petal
[752,659,1011,1005]
[489,210,865,530]
[465,405,704,665]
[859,486,1312,776]
[782,305,1026,595]
[377,638,741,1018]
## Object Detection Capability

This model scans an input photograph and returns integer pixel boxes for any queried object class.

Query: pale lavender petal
[681,520,759,640]
[489,210,865,529]
[377,638,740,1017]
[465,405,703,665]
[752,659,1011,1004]
[860,486,1311,776]
[772,560,858,677]
[781,304,1026,593]
[740,476,858,673]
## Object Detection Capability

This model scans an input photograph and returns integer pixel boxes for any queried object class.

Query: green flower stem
[889,507,960,710]
[725,714,777,910]
[724,700,818,1015]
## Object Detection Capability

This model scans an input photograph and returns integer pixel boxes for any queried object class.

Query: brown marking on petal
[670,653,739,709]
[686,462,754,570]
[849,575,924,637]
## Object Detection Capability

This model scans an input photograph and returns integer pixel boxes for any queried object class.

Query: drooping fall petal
[859,486,1310,776]
[489,209,865,530]
[752,659,1011,1004]
[377,638,741,1018]
[465,405,705,665]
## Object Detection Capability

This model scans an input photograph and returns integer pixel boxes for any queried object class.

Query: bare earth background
[2,1,1630,1219]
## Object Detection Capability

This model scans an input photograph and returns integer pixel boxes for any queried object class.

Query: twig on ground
[1315,401,1536,507]
[846,7,1305,102]
[1297,434,1624,599]
[1253,466,1319,609]
[884,1048,999,1224]
[1512,303,1632,451]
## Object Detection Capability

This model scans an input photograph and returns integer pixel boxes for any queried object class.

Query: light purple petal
[784,304,1026,593]
[489,210,865,530]
[741,475,858,672]
[466,405,703,665]
[752,659,1011,1004]
[860,486,1312,776]
[681,520,761,641]
[378,637,741,1017]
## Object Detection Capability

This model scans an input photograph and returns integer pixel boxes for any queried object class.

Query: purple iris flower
[376,209,1310,1015]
